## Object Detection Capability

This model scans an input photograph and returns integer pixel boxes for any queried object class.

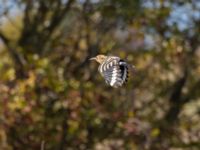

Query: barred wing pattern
[98,56,128,88]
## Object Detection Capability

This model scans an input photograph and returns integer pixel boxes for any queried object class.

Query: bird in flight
[90,54,134,88]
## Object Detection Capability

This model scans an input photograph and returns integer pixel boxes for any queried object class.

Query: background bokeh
[0,0,200,149]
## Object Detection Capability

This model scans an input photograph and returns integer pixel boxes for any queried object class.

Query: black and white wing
[119,60,129,84]
[98,56,128,88]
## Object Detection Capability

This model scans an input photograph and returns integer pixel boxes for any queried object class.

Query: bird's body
[90,55,130,88]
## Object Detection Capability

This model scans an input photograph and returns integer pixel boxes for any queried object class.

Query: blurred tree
[0,0,200,150]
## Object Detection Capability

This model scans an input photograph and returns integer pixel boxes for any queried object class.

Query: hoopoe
[90,54,133,88]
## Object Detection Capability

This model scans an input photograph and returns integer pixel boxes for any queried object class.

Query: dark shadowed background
[0,0,200,149]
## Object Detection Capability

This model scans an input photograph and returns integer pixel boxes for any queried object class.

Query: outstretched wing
[98,57,128,88]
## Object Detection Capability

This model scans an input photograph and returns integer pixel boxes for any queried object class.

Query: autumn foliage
[0,0,200,149]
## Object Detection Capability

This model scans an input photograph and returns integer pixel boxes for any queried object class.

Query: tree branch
[46,0,75,34]
[0,31,27,78]
[164,70,188,123]
[183,79,200,103]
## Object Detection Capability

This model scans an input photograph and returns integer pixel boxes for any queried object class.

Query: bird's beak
[89,57,96,61]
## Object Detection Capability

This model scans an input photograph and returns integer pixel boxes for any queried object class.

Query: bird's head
[89,55,107,64]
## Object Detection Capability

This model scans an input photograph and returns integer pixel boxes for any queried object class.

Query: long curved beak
[89,57,96,61]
